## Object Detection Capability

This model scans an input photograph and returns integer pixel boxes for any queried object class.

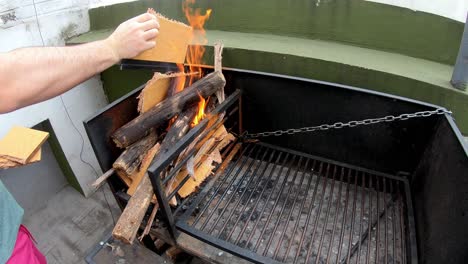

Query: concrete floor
[22,184,120,264]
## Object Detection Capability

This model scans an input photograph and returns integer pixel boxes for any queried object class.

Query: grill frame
[83,67,468,264]
[176,141,418,264]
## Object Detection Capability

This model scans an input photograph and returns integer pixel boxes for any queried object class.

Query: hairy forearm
[0,40,118,113]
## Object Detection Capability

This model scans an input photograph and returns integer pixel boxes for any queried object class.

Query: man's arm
[0,13,159,113]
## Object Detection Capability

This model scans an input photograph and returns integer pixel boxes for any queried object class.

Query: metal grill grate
[178,142,414,264]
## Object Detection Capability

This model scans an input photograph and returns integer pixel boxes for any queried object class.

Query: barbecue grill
[84,67,468,264]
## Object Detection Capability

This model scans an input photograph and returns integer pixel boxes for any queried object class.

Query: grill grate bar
[263,156,307,257]
[192,144,254,226]
[178,142,414,264]
[243,151,292,247]
[224,149,279,242]
[214,148,274,238]
[315,165,339,264]
[281,159,317,262]
[399,182,406,264]
[325,167,345,263]
[293,161,325,263]
[201,145,264,232]
[273,158,311,259]
[253,154,299,251]
[305,163,333,263]
[335,169,353,263]
[233,151,285,244]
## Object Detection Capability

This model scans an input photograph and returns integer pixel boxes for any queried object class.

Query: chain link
[243,108,452,139]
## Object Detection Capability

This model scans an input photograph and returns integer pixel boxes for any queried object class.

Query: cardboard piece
[137,72,191,114]
[0,148,42,169]
[0,126,49,164]
[132,12,192,64]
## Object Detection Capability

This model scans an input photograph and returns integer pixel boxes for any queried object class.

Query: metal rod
[281,159,316,262]
[225,149,279,242]
[253,155,299,251]
[244,151,291,248]
[214,148,272,238]
[326,167,345,264]
[383,178,388,264]
[201,145,263,232]
[355,172,366,264]
[192,144,254,226]
[366,175,373,264]
[391,180,396,264]
[376,177,381,264]
[271,157,310,258]
[336,169,352,263]
[293,161,325,264]
[273,158,312,258]
[304,163,332,264]
[340,194,396,264]
[399,182,406,264]
[233,151,285,245]
[315,165,339,264]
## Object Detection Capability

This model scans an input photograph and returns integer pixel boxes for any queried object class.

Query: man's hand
[105,13,160,60]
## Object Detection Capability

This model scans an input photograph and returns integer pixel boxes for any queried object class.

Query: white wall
[367,0,468,22]
[0,0,131,197]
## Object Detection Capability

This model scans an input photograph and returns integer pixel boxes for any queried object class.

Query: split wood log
[214,42,225,103]
[112,173,154,244]
[167,126,234,203]
[113,107,197,244]
[112,71,226,148]
[113,131,158,176]
[90,133,158,191]
[112,143,160,243]
[114,169,133,187]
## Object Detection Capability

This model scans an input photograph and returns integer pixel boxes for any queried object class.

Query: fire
[182,0,211,125]
[174,63,187,94]
[183,0,212,85]
[192,94,206,126]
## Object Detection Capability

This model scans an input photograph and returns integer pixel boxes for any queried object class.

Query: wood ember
[112,71,226,148]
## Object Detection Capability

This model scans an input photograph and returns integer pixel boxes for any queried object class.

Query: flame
[182,0,211,126]
[174,63,187,94]
[192,93,206,126]
[183,0,212,85]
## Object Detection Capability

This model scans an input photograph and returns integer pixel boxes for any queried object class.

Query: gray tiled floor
[23,185,120,264]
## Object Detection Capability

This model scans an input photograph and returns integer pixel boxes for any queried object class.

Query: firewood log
[113,106,197,244]
[112,71,225,148]
[113,131,158,176]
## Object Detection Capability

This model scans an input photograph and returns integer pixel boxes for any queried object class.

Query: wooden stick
[139,202,158,241]
[112,71,225,148]
[90,168,115,190]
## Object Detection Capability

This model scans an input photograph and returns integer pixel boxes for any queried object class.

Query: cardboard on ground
[0,148,42,169]
[132,14,192,64]
[0,126,49,164]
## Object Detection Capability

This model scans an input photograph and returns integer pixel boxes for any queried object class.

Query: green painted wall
[89,0,463,65]
[100,47,468,134]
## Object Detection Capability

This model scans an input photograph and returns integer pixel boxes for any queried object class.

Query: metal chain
[243,108,452,139]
